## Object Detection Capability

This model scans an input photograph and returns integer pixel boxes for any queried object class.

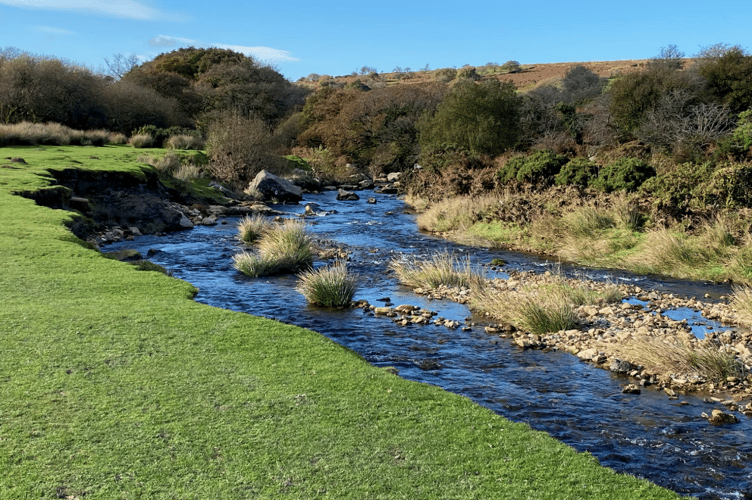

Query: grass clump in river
[233,218,313,277]
[390,250,485,290]
[617,338,745,385]
[296,261,357,307]
[0,145,682,499]
[471,272,622,335]
[237,213,271,243]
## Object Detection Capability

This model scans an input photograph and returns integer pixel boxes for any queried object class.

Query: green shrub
[555,158,598,186]
[496,155,527,184]
[698,162,752,208]
[592,158,656,192]
[296,261,358,307]
[419,79,521,158]
[713,109,752,161]
[497,150,567,186]
[639,162,716,210]
[514,150,568,186]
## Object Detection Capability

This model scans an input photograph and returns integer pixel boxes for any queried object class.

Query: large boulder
[246,170,303,203]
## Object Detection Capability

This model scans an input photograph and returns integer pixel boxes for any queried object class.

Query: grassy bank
[409,189,752,285]
[0,146,679,498]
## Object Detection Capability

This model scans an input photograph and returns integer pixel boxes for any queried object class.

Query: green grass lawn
[0,146,680,499]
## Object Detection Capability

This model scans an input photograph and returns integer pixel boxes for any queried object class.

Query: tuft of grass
[513,291,578,335]
[471,274,620,334]
[129,133,155,148]
[390,251,484,290]
[166,134,205,150]
[619,338,745,384]
[0,121,125,146]
[565,206,614,238]
[237,214,271,244]
[233,218,313,277]
[731,285,752,326]
[296,261,358,307]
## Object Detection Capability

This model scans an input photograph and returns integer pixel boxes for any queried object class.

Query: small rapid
[107,189,752,499]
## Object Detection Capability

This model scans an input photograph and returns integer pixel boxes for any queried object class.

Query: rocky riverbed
[346,269,752,424]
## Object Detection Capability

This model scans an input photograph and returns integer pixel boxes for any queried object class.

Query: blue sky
[1,0,750,81]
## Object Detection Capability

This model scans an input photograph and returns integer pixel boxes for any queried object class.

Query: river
[107,189,752,499]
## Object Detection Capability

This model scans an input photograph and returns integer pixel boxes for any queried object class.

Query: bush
[592,158,656,192]
[713,109,752,161]
[501,61,522,74]
[205,112,284,188]
[296,261,358,307]
[497,150,568,186]
[433,68,457,82]
[513,150,568,186]
[419,79,521,159]
[696,46,752,114]
[555,158,598,186]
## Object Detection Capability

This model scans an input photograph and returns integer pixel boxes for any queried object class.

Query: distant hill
[298,59,697,91]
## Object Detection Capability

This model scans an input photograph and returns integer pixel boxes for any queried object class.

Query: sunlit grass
[296,261,357,307]
[390,250,485,290]
[233,218,313,277]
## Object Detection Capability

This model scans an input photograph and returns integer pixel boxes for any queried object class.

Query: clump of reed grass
[296,261,357,307]
[129,133,154,148]
[237,214,271,244]
[173,164,202,182]
[233,219,312,277]
[0,121,126,146]
[390,251,484,290]
[470,273,621,335]
[731,285,752,326]
[564,206,614,238]
[167,134,205,150]
[618,338,745,384]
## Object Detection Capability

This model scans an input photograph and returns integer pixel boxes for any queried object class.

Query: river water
[107,189,752,499]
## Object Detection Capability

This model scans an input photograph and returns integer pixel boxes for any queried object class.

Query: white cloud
[0,0,166,20]
[215,44,299,63]
[144,36,299,65]
[149,35,197,48]
[37,25,75,36]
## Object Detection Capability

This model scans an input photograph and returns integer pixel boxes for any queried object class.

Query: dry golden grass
[614,337,744,384]
[390,251,485,290]
[0,121,125,146]
[731,285,752,326]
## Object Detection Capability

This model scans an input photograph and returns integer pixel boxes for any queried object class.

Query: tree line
[2,44,751,200]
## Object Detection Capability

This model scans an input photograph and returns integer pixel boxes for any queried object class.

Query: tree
[104,53,140,80]
[696,46,752,114]
[419,79,521,157]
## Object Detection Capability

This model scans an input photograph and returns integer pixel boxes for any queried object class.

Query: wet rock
[610,359,633,374]
[395,304,419,314]
[622,384,641,394]
[245,170,303,203]
[703,409,740,425]
[336,189,360,201]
